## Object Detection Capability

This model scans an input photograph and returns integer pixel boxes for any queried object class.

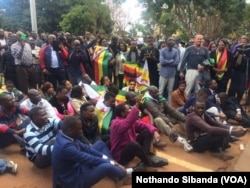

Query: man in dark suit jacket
[218,92,250,128]
[185,98,247,161]
[52,116,133,188]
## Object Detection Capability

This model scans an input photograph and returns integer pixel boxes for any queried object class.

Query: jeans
[0,159,7,174]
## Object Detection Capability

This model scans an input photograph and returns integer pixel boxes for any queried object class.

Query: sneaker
[211,152,234,161]
[153,141,167,149]
[181,139,193,152]
[5,161,18,174]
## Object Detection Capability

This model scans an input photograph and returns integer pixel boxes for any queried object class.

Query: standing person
[185,98,247,160]
[228,35,249,103]
[67,39,90,85]
[115,42,128,89]
[39,34,69,89]
[11,31,37,94]
[29,38,42,88]
[0,41,17,87]
[52,116,134,188]
[159,37,180,102]
[210,39,233,93]
[23,107,62,168]
[139,36,160,87]
[179,34,209,97]
[0,29,8,62]
[126,40,139,63]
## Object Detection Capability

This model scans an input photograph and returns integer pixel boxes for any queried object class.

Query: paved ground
[1,120,250,188]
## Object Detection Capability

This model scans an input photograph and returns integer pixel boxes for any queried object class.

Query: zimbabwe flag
[123,61,138,86]
[93,46,110,85]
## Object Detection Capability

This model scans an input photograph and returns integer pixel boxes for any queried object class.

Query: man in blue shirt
[159,37,179,102]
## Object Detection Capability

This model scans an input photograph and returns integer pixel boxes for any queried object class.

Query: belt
[48,67,61,70]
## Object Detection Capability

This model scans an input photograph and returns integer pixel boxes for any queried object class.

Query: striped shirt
[11,41,33,66]
[23,118,62,161]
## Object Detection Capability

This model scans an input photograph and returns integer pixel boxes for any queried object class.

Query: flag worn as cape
[93,46,110,85]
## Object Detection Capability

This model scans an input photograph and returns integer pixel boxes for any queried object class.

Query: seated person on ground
[61,80,73,99]
[0,93,30,148]
[218,92,250,128]
[3,80,27,105]
[49,86,75,120]
[100,75,119,95]
[185,98,247,161]
[110,97,168,169]
[70,85,88,115]
[171,80,188,112]
[143,85,193,152]
[95,91,117,143]
[122,79,139,93]
[183,88,226,123]
[78,103,103,145]
[52,116,134,188]
[40,81,55,101]
[23,107,62,168]
[124,91,167,149]
[21,89,58,119]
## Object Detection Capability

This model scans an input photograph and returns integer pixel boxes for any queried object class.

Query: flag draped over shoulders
[93,46,110,85]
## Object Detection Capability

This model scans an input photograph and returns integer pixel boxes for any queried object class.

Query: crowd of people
[0,28,250,186]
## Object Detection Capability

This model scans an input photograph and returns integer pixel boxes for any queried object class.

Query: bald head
[148,85,159,99]
[62,116,82,139]
[28,89,39,96]
[148,85,158,93]
[28,89,41,104]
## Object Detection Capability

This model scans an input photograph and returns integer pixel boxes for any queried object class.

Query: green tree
[60,0,114,35]
[0,0,69,33]
[138,0,246,39]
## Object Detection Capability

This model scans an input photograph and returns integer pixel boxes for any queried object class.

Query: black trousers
[191,133,230,153]
[118,129,153,166]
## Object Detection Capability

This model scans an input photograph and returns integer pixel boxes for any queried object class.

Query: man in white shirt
[21,89,58,120]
